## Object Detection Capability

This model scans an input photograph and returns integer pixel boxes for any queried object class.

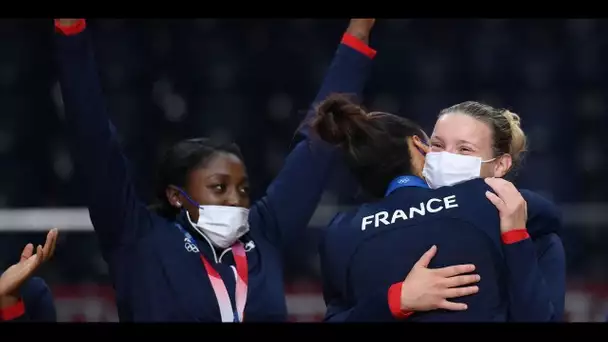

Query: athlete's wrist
[55,19,86,35]
[501,228,529,244]
[341,33,377,59]
[0,296,24,321]
[388,282,414,319]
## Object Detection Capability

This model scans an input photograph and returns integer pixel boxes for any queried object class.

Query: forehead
[432,113,492,145]
[190,152,246,180]
[205,152,243,169]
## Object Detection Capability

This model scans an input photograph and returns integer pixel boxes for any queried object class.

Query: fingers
[35,245,44,268]
[20,245,43,274]
[43,228,59,262]
[20,243,34,262]
[442,285,480,299]
[484,177,509,193]
[19,250,41,278]
[414,245,437,268]
[441,274,481,288]
[17,228,57,271]
[485,178,520,202]
[435,264,476,277]
[485,191,505,211]
[437,300,468,311]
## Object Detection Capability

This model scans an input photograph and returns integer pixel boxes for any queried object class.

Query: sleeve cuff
[54,19,87,36]
[341,33,377,59]
[501,228,530,244]
[387,282,414,319]
[0,299,25,321]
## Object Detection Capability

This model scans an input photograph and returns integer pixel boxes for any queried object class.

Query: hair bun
[311,94,367,145]
[501,109,527,166]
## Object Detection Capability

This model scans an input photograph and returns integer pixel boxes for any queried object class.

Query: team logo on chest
[184,237,200,253]
[244,240,256,252]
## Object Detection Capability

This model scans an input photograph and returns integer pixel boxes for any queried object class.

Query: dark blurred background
[0,18,605,321]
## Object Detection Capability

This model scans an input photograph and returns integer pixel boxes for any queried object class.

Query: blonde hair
[501,109,527,169]
[439,101,528,172]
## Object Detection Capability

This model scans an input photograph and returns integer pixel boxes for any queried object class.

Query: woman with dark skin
[54,18,480,322]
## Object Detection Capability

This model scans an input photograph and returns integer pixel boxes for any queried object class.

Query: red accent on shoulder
[54,19,86,36]
[0,299,25,321]
[341,33,377,59]
[501,228,530,244]
[388,282,414,319]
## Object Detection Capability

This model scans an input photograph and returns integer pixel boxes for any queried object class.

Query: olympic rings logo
[184,242,200,253]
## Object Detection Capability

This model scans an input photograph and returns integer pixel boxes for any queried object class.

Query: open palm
[0,229,58,297]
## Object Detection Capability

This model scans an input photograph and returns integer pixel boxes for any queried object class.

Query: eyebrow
[432,136,479,148]
[456,139,479,148]
[205,173,231,180]
[206,174,249,184]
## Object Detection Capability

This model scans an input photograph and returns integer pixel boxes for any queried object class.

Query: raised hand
[55,19,82,27]
[346,19,376,43]
[0,228,58,299]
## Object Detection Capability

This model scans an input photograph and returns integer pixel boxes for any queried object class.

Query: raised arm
[250,19,377,247]
[54,19,157,253]
[298,19,377,138]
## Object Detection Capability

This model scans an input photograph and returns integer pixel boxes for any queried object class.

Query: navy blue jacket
[55,26,374,321]
[322,178,511,321]
[0,277,56,322]
[507,189,565,321]
[322,182,565,322]
[315,40,566,321]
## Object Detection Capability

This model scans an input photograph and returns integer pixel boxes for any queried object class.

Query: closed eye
[430,142,444,151]
[458,146,476,154]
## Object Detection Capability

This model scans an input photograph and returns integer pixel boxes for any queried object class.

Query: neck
[384,174,429,197]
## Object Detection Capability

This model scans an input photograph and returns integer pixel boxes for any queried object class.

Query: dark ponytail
[311,94,369,146]
[310,94,425,198]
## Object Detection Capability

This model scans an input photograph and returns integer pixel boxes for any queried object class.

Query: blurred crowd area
[0,18,608,321]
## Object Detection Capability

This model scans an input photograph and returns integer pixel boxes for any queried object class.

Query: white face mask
[186,205,250,249]
[422,151,495,189]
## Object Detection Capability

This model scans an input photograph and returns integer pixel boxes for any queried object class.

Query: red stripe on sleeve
[0,299,25,321]
[388,282,414,319]
[341,33,377,59]
[501,228,530,244]
[54,19,87,36]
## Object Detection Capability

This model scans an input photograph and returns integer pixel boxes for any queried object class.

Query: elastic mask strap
[416,146,427,157]
[417,139,429,157]
[173,186,200,207]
